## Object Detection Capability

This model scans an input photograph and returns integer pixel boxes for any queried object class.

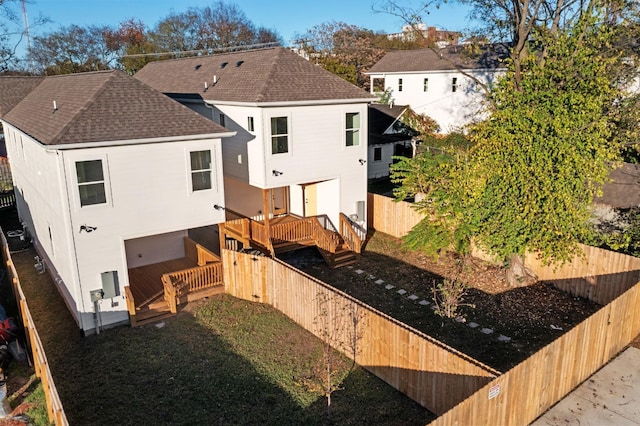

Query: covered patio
[124,237,224,326]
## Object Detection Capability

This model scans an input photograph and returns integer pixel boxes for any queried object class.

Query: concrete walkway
[532,347,640,425]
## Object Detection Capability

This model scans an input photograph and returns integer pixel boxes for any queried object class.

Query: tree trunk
[506,254,537,287]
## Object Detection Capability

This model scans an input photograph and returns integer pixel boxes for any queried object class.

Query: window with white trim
[423,78,429,92]
[247,116,254,132]
[345,112,360,147]
[398,78,403,92]
[270,117,289,154]
[76,160,106,206]
[452,77,458,92]
[190,150,212,191]
[219,113,225,127]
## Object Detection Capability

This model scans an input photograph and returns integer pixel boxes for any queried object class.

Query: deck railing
[223,212,365,256]
[162,262,224,313]
[339,213,364,253]
[183,237,220,266]
[124,286,137,323]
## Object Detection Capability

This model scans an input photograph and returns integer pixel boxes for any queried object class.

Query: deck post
[262,189,272,254]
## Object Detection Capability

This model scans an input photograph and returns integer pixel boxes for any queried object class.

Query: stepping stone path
[349,267,514,345]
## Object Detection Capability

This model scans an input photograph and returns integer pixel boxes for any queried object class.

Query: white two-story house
[135,47,375,265]
[1,71,233,334]
[367,44,508,133]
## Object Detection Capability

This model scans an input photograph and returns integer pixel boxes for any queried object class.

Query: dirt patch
[290,232,617,372]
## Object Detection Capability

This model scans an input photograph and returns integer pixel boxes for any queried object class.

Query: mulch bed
[288,232,606,372]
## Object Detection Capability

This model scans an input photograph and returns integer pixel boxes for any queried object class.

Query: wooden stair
[318,243,358,269]
[132,295,175,327]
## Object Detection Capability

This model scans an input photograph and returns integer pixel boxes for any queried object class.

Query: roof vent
[236,60,244,67]
[195,64,202,70]
[213,75,218,85]
[53,100,58,112]
[220,62,228,68]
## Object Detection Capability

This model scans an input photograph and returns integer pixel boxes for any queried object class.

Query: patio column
[262,188,270,236]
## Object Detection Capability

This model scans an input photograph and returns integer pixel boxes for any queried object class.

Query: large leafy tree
[30,24,118,74]
[297,22,385,88]
[150,1,281,54]
[392,11,624,284]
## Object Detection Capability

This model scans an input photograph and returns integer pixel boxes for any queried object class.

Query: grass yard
[10,248,434,426]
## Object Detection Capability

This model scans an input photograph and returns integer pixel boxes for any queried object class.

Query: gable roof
[368,103,415,145]
[367,44,509,74]
[134,47,374,104]
[0,76,45,117]
[3,70,229,146]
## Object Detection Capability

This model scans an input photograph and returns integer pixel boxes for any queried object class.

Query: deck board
[128,258,196,308]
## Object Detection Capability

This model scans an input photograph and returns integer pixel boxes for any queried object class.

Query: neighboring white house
[135,47,375,231]
[367,104,415,181]
[0,71,233,334]
[367,44,508,133]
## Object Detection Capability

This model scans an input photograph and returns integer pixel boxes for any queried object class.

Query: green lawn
[11,249,434,426]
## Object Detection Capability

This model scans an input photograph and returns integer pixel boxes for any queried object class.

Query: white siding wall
[368,144,396,180]
[183,100,369,229]
[3,123,82,324]
[371,70,503,132]
[3,125,226,333]
[259,103,368,226]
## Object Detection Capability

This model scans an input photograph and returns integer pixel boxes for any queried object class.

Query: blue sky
[22,0,472,46]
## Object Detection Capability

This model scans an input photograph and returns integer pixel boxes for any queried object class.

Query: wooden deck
[128,258,196,309]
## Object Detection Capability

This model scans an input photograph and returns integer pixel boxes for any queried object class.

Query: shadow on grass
[10,248,433,426]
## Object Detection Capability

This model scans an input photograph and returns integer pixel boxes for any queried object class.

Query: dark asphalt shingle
[3,70,229,145]
[134,47,374,103]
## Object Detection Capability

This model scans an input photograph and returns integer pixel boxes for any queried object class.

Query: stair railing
[339,213,365,254]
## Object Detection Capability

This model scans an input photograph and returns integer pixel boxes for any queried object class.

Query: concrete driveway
[532,347,640,425]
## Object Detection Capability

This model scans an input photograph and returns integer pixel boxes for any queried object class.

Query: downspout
[59,151,89,332]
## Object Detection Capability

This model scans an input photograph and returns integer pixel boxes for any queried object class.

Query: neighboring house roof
[0,76,45,117]
[595,163,640,209]
[367,44,509,74]
[134,47,375,104]
[368,103,414,145]
[3,70,229,146]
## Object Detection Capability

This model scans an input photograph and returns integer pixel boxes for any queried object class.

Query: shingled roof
[368,104,416,145]
[134,47,374,104]
[0,76,44,117]
[3,70,229,146]
[367,44,509,74]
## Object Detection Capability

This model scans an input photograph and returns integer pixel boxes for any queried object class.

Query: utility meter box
[100,271,120,299]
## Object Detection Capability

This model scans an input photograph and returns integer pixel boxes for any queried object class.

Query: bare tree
[312,291,367,419]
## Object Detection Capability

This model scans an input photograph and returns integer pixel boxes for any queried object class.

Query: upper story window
[452,77,458,92]
[345,112,360,147]
[247,116,254,132]
[423,78,429,92]
[190,150,212,191]
[270,117,289,154]
[398,78,403,92]
[76,160,106,206]
[219,113,226,127]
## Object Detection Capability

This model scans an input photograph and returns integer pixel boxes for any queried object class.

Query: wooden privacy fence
[1,231,68,425]
[368,192,424,238]
[367,193,640,424]
[223,249,498,415]
[433,279,640,425]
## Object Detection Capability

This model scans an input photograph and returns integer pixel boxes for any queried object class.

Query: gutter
[204,98,375,108]
[43,132,237,151]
